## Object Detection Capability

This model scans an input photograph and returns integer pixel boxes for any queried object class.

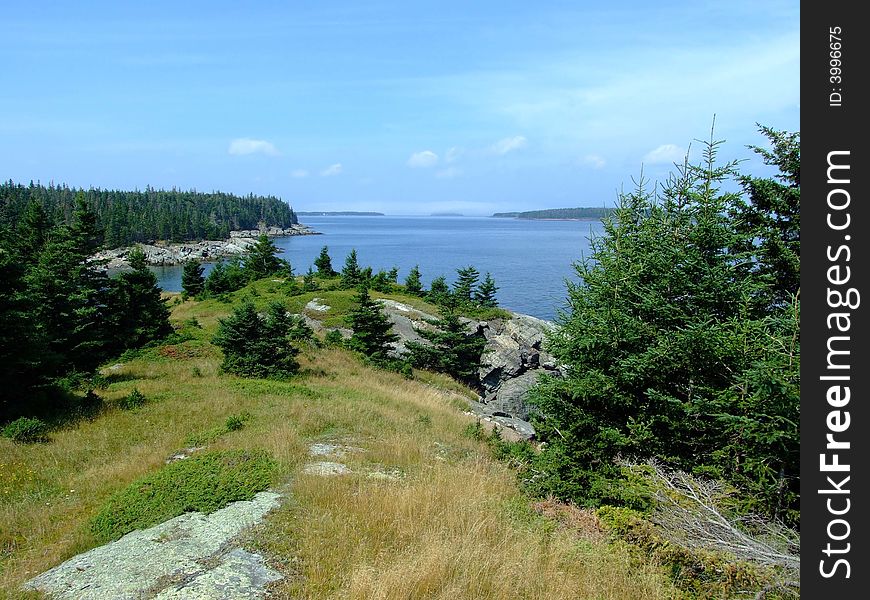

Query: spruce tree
[404,265,423,295]
[405,309,485,386]
[212,300,302,378]
[112,247,172,350]
[452,266,479,305]
[733,126,800,310]
[340,249,362,289]
[474,273,499,308]
[314,245,336,276]
[529,131,800,524]
[181,261,205,299]
[345,285,398,360]
[427,275,451,306]
[244,234,286,280]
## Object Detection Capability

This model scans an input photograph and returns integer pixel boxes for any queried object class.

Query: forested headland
[492,207,615,220]
[0,181,297,247]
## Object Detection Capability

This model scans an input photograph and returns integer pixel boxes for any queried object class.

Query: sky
[1,1,799,216]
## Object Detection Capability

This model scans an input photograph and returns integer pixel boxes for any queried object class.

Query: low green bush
[90,449,278,543]
[2,417,47,443]
[118,388,146,410]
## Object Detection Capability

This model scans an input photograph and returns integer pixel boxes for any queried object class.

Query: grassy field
[0,285,679,599]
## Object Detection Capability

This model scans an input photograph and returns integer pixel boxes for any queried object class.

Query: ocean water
[151,216,605,321]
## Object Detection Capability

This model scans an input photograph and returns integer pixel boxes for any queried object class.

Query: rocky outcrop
[476,315,559,422]
[24,491,283,599]
[373,303,558,438]
[229,224,319,238]
[93,224,319,268]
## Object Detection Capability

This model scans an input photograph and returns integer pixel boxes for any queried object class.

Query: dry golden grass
[0,296,679,599]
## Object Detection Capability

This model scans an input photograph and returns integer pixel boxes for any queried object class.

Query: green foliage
[474,272,499,308]
[404,265,423,295]
[303,267,319,291]
[733,126,800,310]
[596,505,775,598]
[405,308,485,386]
[119,388,147,410]
[345,285,398,361]
[89,449,278,543]
[452,265,479,304]
[324,329,344,346]
[181,261,205,298]
[112,247,173,350]
[529,129,800,526]
[244,234,288,280]
[426,275,450,305]
[2,417,48,443]
[340,249,363,289]
[225,412,251,432]
[212,300,304,378]
[314,245,336,276]
[370,270,392,293]
[0,181,297,246]
[204,257,248,296]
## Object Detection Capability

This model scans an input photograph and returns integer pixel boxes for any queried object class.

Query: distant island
[492,207,615,220]
[430,212,464,217]
[296,211,385,216]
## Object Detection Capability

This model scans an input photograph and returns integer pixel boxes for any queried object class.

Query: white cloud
[445,146,463,163]
[581,154,606,169]
[642,144,685,165]
[228,138,279,156]
[290,169,309,178]
[436,167,462,179]
[320,163,343,177]
[490,135,527,155]
[407,150,439,168]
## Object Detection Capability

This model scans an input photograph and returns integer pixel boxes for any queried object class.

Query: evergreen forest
[0,181,297,247]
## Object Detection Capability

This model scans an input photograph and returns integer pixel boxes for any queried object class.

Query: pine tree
[528,131,799,524]
[474,273,499,308]
[405,308,485,386]
[427,275,451,306]
[244,234,286,280]
[386,266,399,283]
[314,245,336,276]
[212,300,302,378]
[303,267,319,291]
[452,266,480,305]
[345,285,398,360]
[733,125,800,310]
[181,261,205,299]
[0,241,45,417]
[371,270,391,293]
[404,265,423,295]
[340,249,362,289]
[16,200,50,262]
[112,247,172,350]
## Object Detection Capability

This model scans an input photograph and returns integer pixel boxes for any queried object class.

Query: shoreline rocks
[93,224,320,268]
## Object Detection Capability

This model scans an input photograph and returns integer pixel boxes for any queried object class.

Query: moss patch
[90,449,278,543]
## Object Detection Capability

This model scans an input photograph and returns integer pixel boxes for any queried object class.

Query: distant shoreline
[296,211,385,216]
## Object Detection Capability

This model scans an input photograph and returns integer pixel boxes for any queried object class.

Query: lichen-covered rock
[24,492,282,599]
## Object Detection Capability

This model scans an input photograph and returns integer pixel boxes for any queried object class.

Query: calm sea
[150,216,605,321]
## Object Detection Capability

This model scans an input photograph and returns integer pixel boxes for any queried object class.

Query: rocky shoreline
[93,224,320,268]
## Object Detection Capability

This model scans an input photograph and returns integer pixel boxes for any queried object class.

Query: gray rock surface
[94,224,318,268]
[482,371,541,421]
[24,492,282,599]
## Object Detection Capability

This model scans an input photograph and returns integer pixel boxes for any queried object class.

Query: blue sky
[1,1,799,216]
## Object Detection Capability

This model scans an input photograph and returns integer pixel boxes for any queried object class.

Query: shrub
[119,388,146,410]
[90,449,278,543]
[225,412,251,432]
[1,417,47,443]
